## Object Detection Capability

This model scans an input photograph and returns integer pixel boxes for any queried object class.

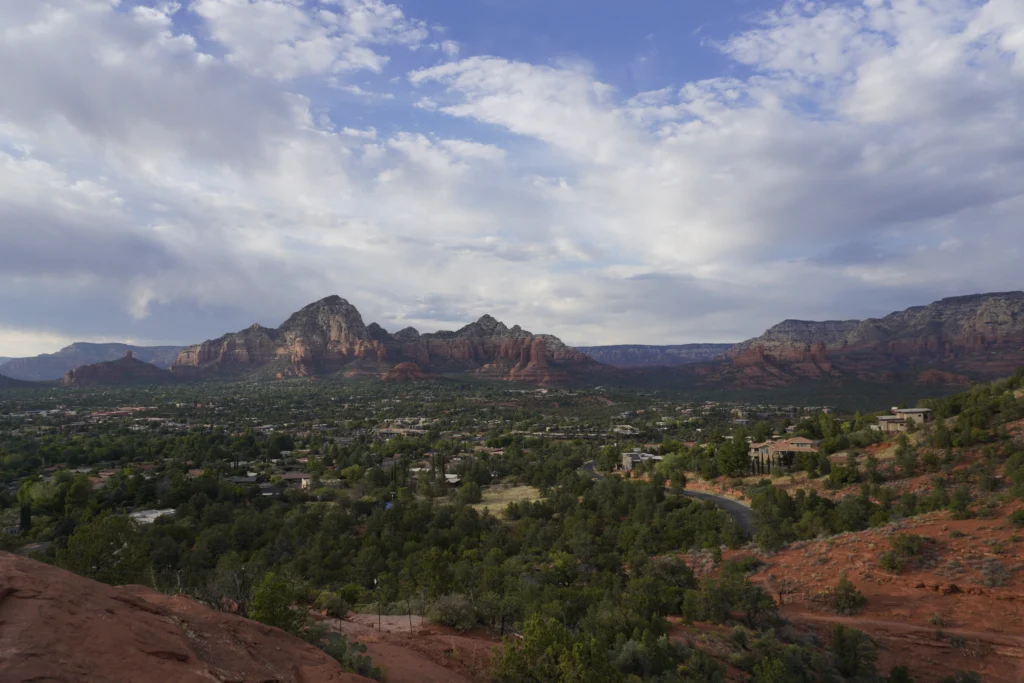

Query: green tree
[249,571,305,635]
[753,657,788,683]
[717,433,750,478]
[456,481,483,505]
[57,515,151,585]
[493,615,621,683]
[831,624,877,678]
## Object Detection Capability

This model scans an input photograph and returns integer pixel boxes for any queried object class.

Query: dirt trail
[787,611,1024,649]
[319,614,499,683]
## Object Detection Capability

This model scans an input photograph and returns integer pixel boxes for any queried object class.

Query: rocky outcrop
[63,351,176,386]
[172,296,386,378]
[172,296,605,384]
[719,292,1024,387]
[0,343,182,381]
[376,317,601,385]
[577,343,734,368]
[381,362,434,382]
[0,552,370,683]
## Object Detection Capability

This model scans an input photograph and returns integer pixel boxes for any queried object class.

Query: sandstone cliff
[172,296,385,378]
[172,296,603,384]
[0,552,371,683]
[63,351,176,386]
[720,292,1024,387]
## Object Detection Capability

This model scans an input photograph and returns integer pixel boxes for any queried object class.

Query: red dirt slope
[0,552,371,683]
[746,507,1024,683]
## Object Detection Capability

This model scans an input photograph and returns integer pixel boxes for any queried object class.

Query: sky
[1,0,1023,357]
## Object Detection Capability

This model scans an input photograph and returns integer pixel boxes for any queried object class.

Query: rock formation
[173,296,603,384]
[0,343,183,382]
[0,552,371,683]
[63,351,176,386]
[172,296,386,378]
[718,292,1024,386]
[577,343,734,368]
[381,362,434,382]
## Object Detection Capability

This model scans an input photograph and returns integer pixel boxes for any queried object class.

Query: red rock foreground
[0,552,371,683]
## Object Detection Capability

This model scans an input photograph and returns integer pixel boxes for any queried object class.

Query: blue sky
[1,0,1023,356]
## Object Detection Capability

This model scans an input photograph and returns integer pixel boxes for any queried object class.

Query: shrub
[891,533,924,557]
[249,572,305,635]
[828,575,867,616]
[831,624,877,678]
[879,551,903,573]
[426,594,478,631]
[1010,509,1024,528]
[314,591,348,618]
[981,559,1010,587]
[752,656,788,683]
[886,664,915,683]
[938,673,982,683]
[322,632,381,679]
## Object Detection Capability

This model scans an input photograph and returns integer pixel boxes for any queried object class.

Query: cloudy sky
[1,0,1023,356]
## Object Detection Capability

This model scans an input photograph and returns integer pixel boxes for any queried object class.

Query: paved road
[675,489,755,537]
[580,460,755,536]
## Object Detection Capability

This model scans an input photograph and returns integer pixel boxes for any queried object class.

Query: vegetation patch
[470,485,543,518]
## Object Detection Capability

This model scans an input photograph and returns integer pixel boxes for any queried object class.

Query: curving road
[580,460,755,536]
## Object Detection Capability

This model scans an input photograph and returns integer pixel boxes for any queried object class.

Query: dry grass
[471,485,543,518]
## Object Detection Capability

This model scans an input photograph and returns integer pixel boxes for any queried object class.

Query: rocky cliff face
[0,343,183,381]
[173,296,385,378]
[63,351,175,386]
[720,292,1024,386]
[578,343,734,368]
[369,315,600,385]
[0,552,370,683]
[172,296,603,384]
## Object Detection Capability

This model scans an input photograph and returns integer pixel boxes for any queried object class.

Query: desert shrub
[948,486,973,520]
[827,575,867,616]
[426,594,478,631]
[722,555,765,577]
[752,656,788,683]
[314,591,348,618]
[304,625,381,680]
[981,559,1010,587]
[1010,509,1024,528]
[249,572,305,635]
[887,665,915,682]
[831,624,877,678]
[891,533,924,557]
[879,551,904,573]
[938,672,982,683]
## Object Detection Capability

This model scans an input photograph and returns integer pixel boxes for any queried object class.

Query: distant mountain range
[7,291,1024,390]
[0,343,182,382]
[577,344,733,368]
[709,292,1024,388]
[61,296,606,386]
[0,373,34,388]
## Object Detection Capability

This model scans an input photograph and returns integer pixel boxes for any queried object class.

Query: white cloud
[192,0,429,79]
[437,39,460,58]
[0,327,79,358]
[2,0,1024,355]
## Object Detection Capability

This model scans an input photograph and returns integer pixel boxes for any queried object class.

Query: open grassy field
[471,485,543,518]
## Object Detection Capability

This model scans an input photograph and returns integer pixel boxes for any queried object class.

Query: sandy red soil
[741,505,1024,683]
[318,613,500,683]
